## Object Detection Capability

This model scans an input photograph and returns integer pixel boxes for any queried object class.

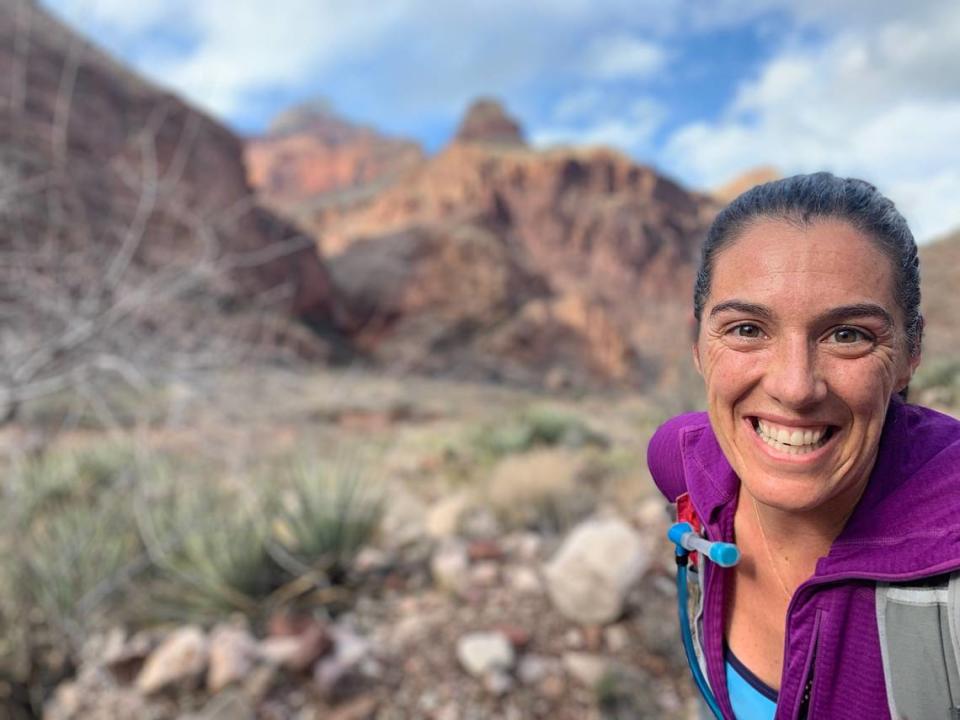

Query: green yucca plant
[135,473,285,621]
[274,456,383,581]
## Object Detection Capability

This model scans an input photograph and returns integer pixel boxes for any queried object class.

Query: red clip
[676,492,702,565]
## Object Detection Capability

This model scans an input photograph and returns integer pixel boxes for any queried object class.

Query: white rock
[635,497,669,528]
[484,670,514,696]
[456,632,515,677]
[426,492,472,538]
[543,518,650,625]
[313,626,371,696]
[431,540,470,593]
[562,652,610,688]
[604,624,630,653]
[207,625,258,693]
[517,654,554,685]
[506,565,542,594]
[136,626,208,695]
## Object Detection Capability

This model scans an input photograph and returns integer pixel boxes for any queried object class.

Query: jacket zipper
[789,608,821,720]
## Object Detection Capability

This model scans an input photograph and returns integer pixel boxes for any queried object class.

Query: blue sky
[40,0,960,243]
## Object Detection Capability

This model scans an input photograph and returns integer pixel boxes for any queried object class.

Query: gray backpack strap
[876,572,960,720]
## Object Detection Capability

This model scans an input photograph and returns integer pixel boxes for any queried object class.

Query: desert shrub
[1,443,143,631]
[135,472,285,621]
[0,442,146,716]
[485,449,597,534]
[275,456,384,581]
[474,406,608,460]
[137,453,383,621]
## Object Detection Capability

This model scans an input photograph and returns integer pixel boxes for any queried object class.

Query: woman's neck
[738,477,869,591]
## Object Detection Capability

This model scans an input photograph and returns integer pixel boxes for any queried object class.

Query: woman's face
[694,217,920,514]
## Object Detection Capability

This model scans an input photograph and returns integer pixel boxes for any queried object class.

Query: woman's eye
[731,323,763,339]
[830,327,870,344]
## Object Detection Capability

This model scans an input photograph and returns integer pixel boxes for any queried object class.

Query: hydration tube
[668,522,740,720]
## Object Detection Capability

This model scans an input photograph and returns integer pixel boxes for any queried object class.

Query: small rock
[582,624,603,652]
[509,532,543,561]
[435,702,460,720]
[467,538,504,562]
[604,624,630,653]
[426,493,472,538]
[562,652,610,688]
[635,497,669,528]
[517,655,553,685]
[48,682,83,718]
[325,695,379,720]
[102,629,154,683]
[563,628,583,649]
[484,670,514,696]
[506,565,542,594]
[456,632,515,677]
[208,625,258,693]
[314,626,372,697]
[431,540,470,593]
[136,625,208,695]
[259,616,332,672]
[544,518,650,625]
[354,546,391,573]
[539,674,566,699]
[494,623,531,651]
[469,561,500,587]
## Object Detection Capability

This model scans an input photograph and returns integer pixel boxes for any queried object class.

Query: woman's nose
[761,336,827,409]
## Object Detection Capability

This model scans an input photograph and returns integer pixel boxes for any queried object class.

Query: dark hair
[693,172,923,357]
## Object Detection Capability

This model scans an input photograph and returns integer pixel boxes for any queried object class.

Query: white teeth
[753,418,830,455]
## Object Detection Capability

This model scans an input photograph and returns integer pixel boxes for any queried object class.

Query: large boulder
[543,517,650,625]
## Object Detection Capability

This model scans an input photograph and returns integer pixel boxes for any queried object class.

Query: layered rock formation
[308,118,718,388]
[454,99,526,147]
[0,0,337,361]
[244,100,425,229]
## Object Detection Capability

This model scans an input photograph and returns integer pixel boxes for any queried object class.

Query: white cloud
[661,0,960,242]
[552,88,606,122]
[533,98,666,154]
[48,0,174,33]
[582,34,668,80]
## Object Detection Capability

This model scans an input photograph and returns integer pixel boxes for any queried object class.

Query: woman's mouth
[749,417,837,456]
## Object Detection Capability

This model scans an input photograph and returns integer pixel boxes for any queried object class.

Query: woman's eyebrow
[815,303,895,329]
[708,300,774,320]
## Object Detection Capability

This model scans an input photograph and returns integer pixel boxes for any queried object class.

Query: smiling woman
[648,173,960,720]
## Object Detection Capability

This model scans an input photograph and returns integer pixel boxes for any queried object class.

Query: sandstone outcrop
[454,98,526,147]
[245,100,425,227]
[316,131,718,388]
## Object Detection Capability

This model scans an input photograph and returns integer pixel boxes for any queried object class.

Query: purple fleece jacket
[647,397,960,720]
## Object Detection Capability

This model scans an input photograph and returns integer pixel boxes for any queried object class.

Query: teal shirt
[725,647,777,720]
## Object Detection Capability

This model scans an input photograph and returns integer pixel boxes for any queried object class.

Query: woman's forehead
[707,218,898,315]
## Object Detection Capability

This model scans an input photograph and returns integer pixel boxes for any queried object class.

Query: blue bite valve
[668,522,741,568]
[708,542,740,567]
